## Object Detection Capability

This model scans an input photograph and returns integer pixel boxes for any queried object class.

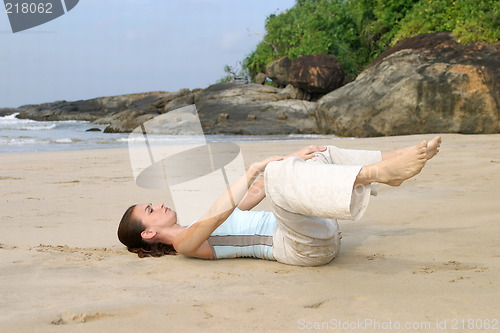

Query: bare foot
[382,136,441,161]
[374,140,428,186]
[425,136,441,160]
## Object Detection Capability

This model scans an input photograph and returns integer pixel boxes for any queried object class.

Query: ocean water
[0,113,337,154]
[0,113,129,153]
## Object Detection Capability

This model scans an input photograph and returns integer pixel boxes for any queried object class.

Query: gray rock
[265,57,293,88]
[13,92,168,122]
[164,93,196,112]
[99,83,319,134]
[254,72,267,85]
[195,83,318,135]
[279,84,311,101]
[102,110,157,133]
[0,108,19,117]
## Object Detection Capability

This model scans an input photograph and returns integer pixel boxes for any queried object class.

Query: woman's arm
[172,145,327,257]
[237,145,326,211]
[237,177,265,211]
[172,156,283,257]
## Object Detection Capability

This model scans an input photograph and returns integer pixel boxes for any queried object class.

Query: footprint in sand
[51,312,114,325]
[0,176,23,180]
[366,253,385,261]
[304,300,327,309]
[448,276,472,283]
[413,260,488,275]
[32,245,127,262]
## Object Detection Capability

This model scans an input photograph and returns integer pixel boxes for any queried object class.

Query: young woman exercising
[118,136,441,266]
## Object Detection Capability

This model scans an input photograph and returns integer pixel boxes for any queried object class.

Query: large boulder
[266,54,345,95]
[289,54,345,94]
[316,33,500,137]
[265,57,293,88]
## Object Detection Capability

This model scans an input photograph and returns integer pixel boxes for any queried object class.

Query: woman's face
[133,203,178,231]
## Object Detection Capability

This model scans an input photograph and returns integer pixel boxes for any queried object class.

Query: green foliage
[244,0,368,78]
[242,0,499,82]
[395,0,500,44]
[367,0,420,49]
[243,42,277,79]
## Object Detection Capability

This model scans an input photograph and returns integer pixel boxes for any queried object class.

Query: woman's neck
[157,224,186,245]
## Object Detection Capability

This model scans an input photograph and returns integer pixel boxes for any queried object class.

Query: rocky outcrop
[0,108,18,117]
[194,83,318,135]
[316,33,500,137]
[103,83,319,134]
[265,54,346,95]
[12,92,168,122]
[98,89,196,133]
[3,84,319,135]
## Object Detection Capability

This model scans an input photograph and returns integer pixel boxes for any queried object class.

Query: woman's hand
[286,145,326,161]
[250,156,284,174]
[249,145,326,173]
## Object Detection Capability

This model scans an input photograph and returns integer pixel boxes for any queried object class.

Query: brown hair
[117,204,176,258]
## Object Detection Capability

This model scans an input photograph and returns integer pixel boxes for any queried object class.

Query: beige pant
[264,146,382,266]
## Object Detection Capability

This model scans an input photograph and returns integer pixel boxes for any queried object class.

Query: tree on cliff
[243,0,499,80]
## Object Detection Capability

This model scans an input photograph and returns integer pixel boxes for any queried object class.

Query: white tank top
[207,208,276,260]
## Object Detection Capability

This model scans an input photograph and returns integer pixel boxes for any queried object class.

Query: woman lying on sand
[118,136,441,266]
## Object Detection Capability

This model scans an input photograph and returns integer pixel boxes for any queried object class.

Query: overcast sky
[0,0,296,107]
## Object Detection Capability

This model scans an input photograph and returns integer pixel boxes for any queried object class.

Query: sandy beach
[1,133,499,332]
